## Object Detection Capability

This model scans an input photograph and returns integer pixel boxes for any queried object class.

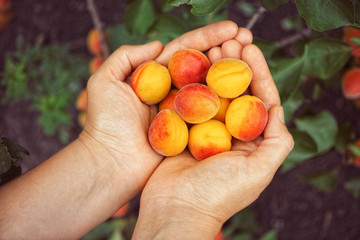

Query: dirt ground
[0,0,359,239]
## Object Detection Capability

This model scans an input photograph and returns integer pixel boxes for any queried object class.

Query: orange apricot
[342,68,360,99]
[188,120,232,161]
[212,97,231,122]
[78,111,87,128]
[174,83,220,124]
[206,58,252,98]
[87,28,109,56]
[89,55,104,74]
[112,203,130,218]
[131,61,171,105]
[343,27,360,48]
[158,89,179,111]
[148,110,188,156]
[168,49,210,89]
[76,89,88,111]
[225,95,268,141]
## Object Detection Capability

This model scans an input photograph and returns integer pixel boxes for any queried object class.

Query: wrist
[133,198,223,239]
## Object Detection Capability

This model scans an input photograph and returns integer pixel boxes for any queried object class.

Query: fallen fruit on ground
[131,61,172,105]
[226,95,268,141]
[148,110,188,157]
[206,58,252,98]
[168,49,210,89]
[188,120,232,161]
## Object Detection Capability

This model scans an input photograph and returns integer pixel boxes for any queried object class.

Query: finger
[208,47,222,64]
[221,39,242,59]
[247,106,294,175]
[234,28,253,46]
[162,150,198,169]
[156,20,238,65]
[93,41,163,82]
[242,44,280,110]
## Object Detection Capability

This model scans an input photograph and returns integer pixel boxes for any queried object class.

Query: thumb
[94,41,163,82]
[247,105,294,174]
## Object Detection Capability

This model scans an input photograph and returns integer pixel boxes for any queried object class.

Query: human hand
[132,33,295,239]
[78,21,240,203]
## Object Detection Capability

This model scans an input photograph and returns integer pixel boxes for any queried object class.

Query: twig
[246,6,266,30]
[87,0,110,58]
[277,28,313,48]
[320,211,333,240]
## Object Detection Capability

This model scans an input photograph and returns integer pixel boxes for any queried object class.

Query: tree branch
[87,0,110,58]
[246,6,266,30]
[277,28,313,48]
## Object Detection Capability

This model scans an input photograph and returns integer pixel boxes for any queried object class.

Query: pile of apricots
[132,49,268,161]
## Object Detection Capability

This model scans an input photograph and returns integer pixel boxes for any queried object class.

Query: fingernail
[278,106,285,124]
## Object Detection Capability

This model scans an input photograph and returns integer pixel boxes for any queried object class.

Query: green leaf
[295,111,338,153]
[303,38,352,80]
[260,0,289,11]
[296,0,357,31]
[345,178,360,198]
[82,222,112,240]
[223,207,258,237]
[167,0,226,15]
[335,123,354,153]
[303,171,338,193]
[107,24,148,52]
[260,229,277,240]
[1,138,29,161]
[148,15,187,45]
[350,37,360,45]
[348,144,360,157]
[282,91,303,123]
[0,144,12,175]
[125,0,156,34]
[233,233,253,240]
[282,129,317,171]
[237,1,255,16]
[312,83,322,100]
[253,38,278,60]
[270,56,305,102]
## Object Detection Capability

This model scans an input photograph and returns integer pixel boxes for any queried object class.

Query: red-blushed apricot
[131,61,171,105]
[112,203,130,218]
[174,83,220,124]
[0,3,12,30]
[78,111,87,128]
[212,97,231,122]
[188,120,232,161]
[206,58,252,98]
[225,95,268,141]
[168,49,210,89]
[342,68,360,99]
[87,28,109,56]
[148,110,188,156]
[89,55,104,74]
[343,27,360,48]
[76,89,88,111]
[215,230,225,240]
[0,0,11,9]
[355,98,360,108]
[158,89,179,111]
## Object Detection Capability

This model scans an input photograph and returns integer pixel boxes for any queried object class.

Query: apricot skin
[206,58,252,98]
[212,97,231,122]
[131,61,171,105]
[159,89,179,112]
[225,95,268,141]
[89,56,104,74]
[342,68,360,99]
[87,29,109,56]
[76,89,88,111]
[188,120,232,161]
[112,203,130,218]
[174,83,220,124]
[78,111,87,128]
[168,49,210,89]
[148,110,188,157]
[343,27,360,48]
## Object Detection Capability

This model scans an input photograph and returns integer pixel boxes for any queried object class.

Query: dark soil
[1,0,359,239]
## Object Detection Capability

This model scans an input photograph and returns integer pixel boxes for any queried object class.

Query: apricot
[78,111,87,128]
[112,203,130,218]
[0,2,12,30]
[342,68,360,99]
[89,55,104,74]
[343,27,360,48]
[0,0,11,10]
[159,89,179,111]
[148,110,188,156]
[206,58,252,98]
[168,49,210,89]
[131,61,171,105]
[225,95,268,141]
[174,83,220,124]
[212,97,231,122]
[188,120,232,161]
[87,28,109,56]
[76,89,87,111]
